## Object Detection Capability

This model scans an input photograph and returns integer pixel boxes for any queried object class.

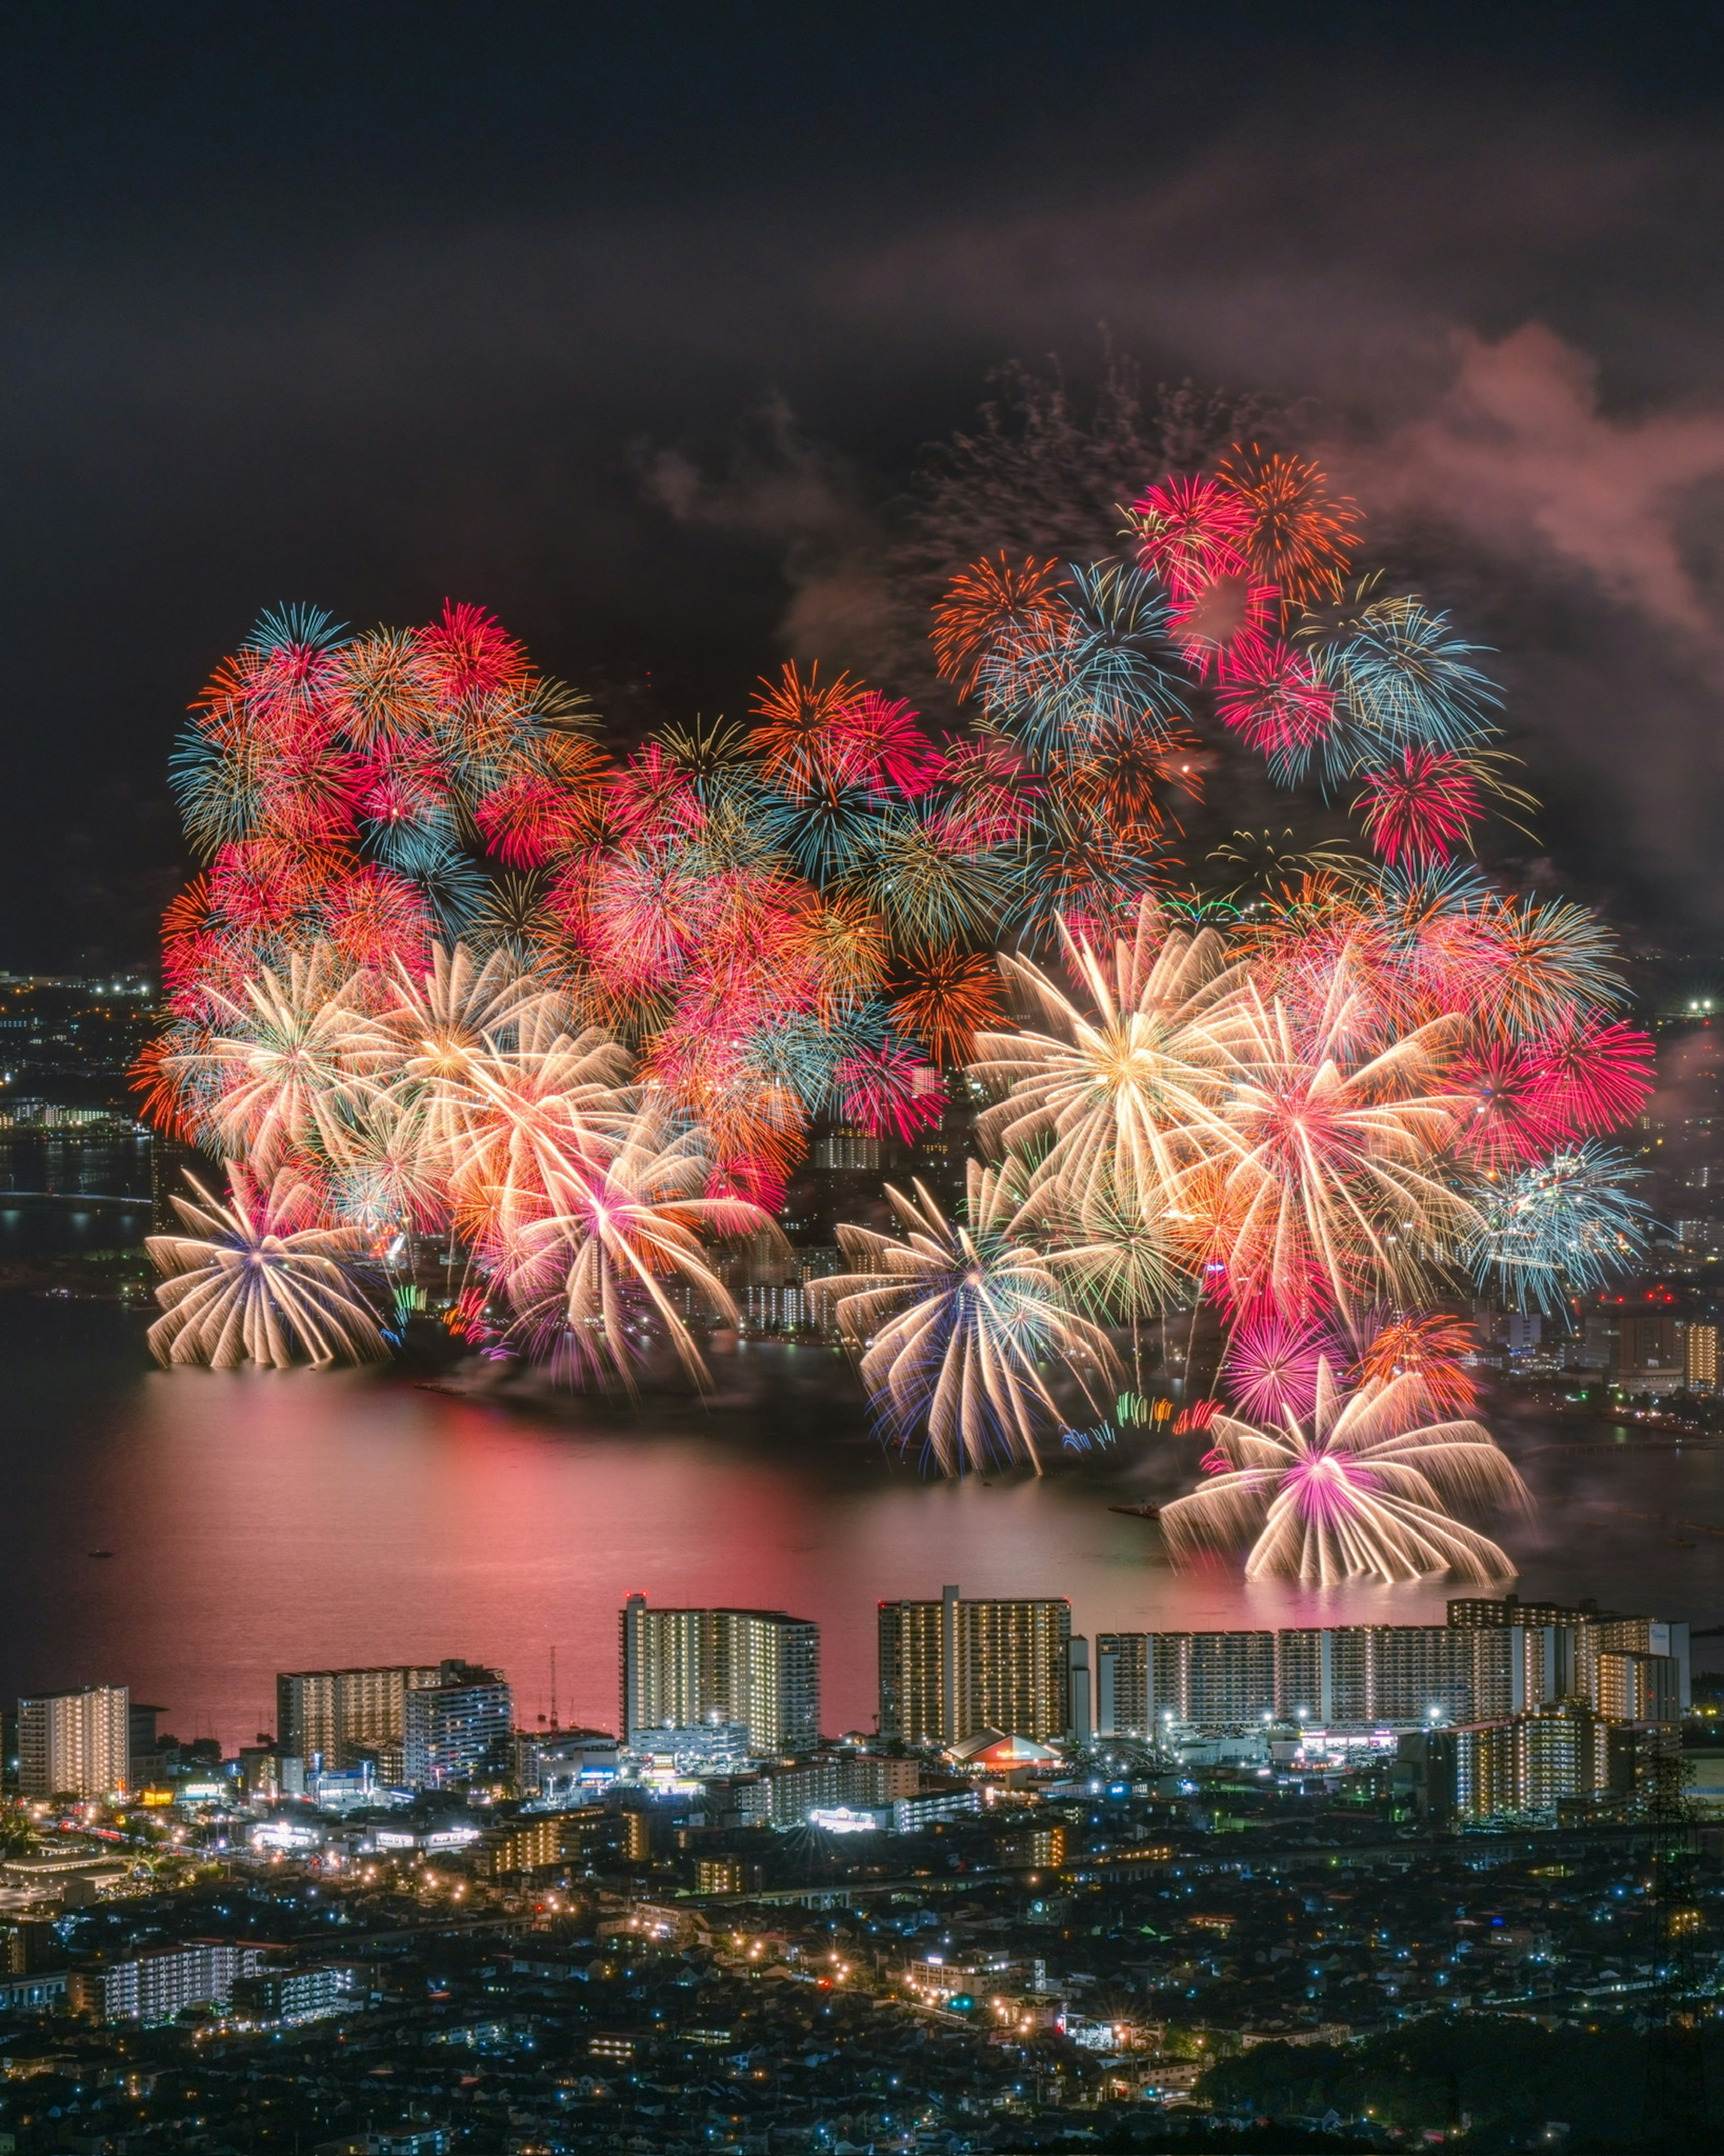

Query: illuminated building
[1097,1626,1502,1734]
[625,1722,752,1776]
[1094,1596,1690,1737]
[619,1596,818,1757]
[761,1751,919,1827]
[1687,1322,1718,1392]
[276,1663,444,1781]
[1607,1299,1685,1396]
[1596,1649,1682,1723]
[695,1855,765,1894]
[483,1807,609,1877]
[18,1684,129,1799]
[1451,1702,1611,1821]
[401,1661,512,1789]
[877,1584,1071,1745]
[67,1941,271,2024]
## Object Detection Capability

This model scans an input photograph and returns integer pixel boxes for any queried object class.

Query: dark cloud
[2,16,1724,961]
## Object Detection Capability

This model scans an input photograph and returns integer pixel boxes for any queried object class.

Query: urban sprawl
[0,1586,1718,2152]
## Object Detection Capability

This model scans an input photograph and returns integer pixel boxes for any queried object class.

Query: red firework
[1213,640,1336,758]
[1530,1017,1655,1137]
[609,742,704,842]
[414,600,534,705]
[1357,748,1484,867]
[319,866,435,972]
[475,770,590,868]
[209,838,331,934]
[1130,474,1250,600]
[1453,1038,1561,1173]
[833,689,932,796]
[834,1044,946,1143]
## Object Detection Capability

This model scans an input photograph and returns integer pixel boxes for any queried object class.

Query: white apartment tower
[18,1684,130,1799]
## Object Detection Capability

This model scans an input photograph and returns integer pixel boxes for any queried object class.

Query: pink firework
[1213,640,1336,759]
[1130,474,1250,600]
[476,770,590,867]
[609,742,704,842]
[1453,1039,1560,1173]
[832,689,933,795]
[1220,1305,1340,1424]
[1357,749,1484,867]
[1530,1017,1655,1137]
[414,599,533,704]
[1161,1360,1528,1585]
[1168,573,1278,681]
[834,1044,947,1143]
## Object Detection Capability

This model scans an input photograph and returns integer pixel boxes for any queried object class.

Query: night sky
[6,3,1724,966]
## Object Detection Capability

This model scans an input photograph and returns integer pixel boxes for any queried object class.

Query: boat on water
[1107,1503,1160,1520]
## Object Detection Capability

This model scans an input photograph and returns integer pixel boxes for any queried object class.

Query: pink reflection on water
[95,1364,1466,1746]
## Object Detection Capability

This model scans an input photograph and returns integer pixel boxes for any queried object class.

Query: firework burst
[1160,1359,1527,1583]
[147,1165,385,1369]
[814,1164,1119,1474]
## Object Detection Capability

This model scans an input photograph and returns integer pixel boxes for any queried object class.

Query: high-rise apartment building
[1096,1625,1506,1734]
[1092,1596,1690,1737]
[1596,1649,1682,1724]
[877,1585,1071,1746]
[1688,1322,1718,1393]
[619,1597,819,1757]
[402,1662,512,1789]
[18,1685,129,1799]
[1449,1702,1611,1821]
[276,1663,444,1780]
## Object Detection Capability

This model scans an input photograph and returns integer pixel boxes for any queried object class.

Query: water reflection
[0,1304,1719,1745]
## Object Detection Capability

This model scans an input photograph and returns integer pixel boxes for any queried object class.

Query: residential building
[18,1684,129,1799]
[761,1751,919,1828]
[68,1941,272,2024]
[402,1661,512,1789]
[483,1808,610,1876]
[1094,1597,1690,1737]
[1688,1322,1718,1391]
[619,1596,819,1756]
[276,1664,444,1781]
[877,1585,1071,1746]
[1596,1649,1682,1724]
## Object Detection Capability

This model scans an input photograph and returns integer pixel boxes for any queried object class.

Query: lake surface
[1,1300,1721,1748]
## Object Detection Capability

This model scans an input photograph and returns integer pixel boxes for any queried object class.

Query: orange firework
[1355,1313,1480,1419]
[890,949,1005,1067]
[932,554,1065,699]
[1217,445,1362,607]
[748,660,862,796]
